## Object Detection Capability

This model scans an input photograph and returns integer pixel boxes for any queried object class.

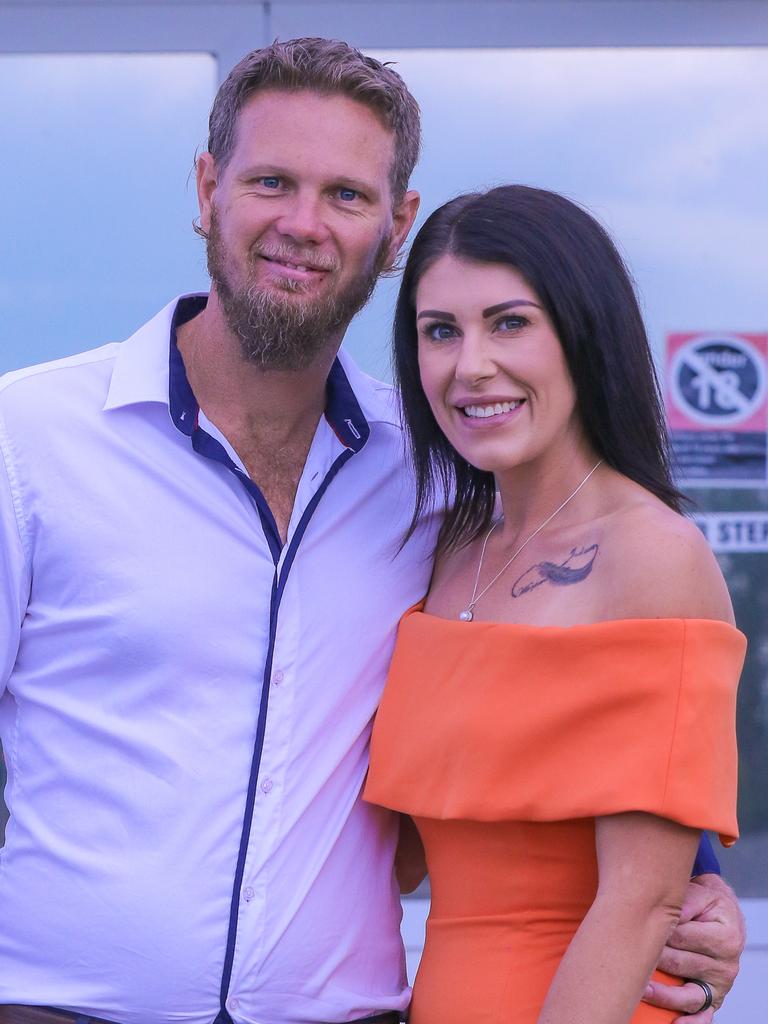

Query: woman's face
[415,254,584,475]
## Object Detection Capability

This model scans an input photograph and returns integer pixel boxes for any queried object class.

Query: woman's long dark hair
[393,185,686,553]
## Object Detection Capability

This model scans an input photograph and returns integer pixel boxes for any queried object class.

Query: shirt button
[272,669,284,686]
[228,997,239,1012]
[243,886,255,903]
[261,777,274,794]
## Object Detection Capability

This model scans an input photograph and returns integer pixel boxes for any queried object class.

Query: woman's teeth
[462,401,522,419]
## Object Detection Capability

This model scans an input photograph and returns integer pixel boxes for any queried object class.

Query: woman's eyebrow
[482,299,542,318]
[416,310,457,321]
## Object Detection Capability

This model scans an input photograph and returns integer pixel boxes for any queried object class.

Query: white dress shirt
[0,295,438,1024]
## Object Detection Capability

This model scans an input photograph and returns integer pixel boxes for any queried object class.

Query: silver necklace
[458,459,603,621]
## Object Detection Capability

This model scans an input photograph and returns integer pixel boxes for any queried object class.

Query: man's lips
[256,252,334,281]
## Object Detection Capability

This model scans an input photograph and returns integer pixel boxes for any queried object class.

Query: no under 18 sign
[666,332,768,487]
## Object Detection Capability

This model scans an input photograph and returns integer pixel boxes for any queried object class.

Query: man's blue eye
[261,177,280,189]
[338,188,358,201]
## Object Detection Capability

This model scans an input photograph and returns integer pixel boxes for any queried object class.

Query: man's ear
[196,152,218,235]
[387,189,420,266]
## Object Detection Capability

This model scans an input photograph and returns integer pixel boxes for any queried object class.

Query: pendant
[458,609,474,622]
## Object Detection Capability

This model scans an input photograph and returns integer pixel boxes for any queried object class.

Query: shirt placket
[226,552,300,1007]
[217,422,353,1020]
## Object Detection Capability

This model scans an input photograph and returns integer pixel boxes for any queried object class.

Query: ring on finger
[685,978,714,1014]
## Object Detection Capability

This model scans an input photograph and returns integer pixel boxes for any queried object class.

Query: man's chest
[19,413,437,679]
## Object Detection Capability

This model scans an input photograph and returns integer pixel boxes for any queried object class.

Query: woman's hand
[642,873,745,1022]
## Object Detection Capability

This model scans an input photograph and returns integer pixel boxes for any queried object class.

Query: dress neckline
[406,601,744,638]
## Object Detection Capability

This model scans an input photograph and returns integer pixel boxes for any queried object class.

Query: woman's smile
[454,397,527,428]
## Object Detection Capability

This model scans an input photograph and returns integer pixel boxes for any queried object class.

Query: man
[0,37,745,1024]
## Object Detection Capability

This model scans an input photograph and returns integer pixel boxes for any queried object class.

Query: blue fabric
[692,832,721,876]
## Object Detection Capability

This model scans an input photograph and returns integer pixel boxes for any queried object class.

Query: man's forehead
[224,88,396,192]
[231,88,395,159]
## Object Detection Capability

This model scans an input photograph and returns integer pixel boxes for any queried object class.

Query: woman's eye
[496,315,527,331]
[425,323,457,341]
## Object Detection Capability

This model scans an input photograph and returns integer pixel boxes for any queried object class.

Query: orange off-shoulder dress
[364,608,745,1024]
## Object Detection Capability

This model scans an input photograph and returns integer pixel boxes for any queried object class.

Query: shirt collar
[103,294,402,446]
[102,294,188,411]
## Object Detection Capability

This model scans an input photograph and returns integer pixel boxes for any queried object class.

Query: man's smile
[255,251,333,283]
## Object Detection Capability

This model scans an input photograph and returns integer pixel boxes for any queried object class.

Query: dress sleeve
[365,614,744,847]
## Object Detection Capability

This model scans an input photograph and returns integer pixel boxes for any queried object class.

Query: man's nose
[454,333,496,385]
[274,192,330,246]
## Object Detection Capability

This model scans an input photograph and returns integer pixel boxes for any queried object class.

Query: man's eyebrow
[238,165,292,180]
[482,299,542,318]
[334,176,380,196]
[416,310,457,321]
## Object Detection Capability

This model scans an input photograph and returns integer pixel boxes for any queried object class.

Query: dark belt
[0,1010,118,1024]
[0,1008,402,1024]
[344,1016,401,1024]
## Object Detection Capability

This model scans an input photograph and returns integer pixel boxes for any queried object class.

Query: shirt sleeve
[692,832,721,877]
[0,414,30,695]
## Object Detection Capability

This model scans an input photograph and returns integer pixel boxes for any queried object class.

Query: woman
[364,186,744,1024]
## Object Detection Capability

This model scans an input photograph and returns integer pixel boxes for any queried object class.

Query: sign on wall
[666,332,768,487]
[694,512,768,552]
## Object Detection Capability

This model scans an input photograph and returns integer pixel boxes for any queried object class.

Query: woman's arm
[537,812,701,1024]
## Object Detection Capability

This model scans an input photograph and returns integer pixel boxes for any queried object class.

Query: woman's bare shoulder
[598,492,735,625]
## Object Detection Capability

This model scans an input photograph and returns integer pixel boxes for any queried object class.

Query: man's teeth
[261,254,318,272]
[274,259,312,271]
[462,401,522,418]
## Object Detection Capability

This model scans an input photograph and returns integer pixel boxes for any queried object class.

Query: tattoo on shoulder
[511,544,599,598]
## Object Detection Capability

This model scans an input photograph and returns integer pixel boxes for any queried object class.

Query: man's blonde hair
[207,37,421,200]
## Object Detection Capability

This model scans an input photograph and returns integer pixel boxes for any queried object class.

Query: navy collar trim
[324,358,370,452]
[169,294,207,436]
[168,295,371,452]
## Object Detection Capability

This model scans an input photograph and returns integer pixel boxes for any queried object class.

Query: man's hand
[642,873,745,1023]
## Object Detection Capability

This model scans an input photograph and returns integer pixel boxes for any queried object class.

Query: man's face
[196,88,419,370]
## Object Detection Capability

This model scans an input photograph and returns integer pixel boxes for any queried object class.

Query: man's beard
[205,206,391,371]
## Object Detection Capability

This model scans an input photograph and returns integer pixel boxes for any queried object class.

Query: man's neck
[176,294,344,543]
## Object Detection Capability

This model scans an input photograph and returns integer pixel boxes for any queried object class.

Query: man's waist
[0,1008,404,1024]
[0,981,408,1024]
[0,946,408,1024]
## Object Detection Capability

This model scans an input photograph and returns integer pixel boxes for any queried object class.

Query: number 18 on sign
[666,332,768,487]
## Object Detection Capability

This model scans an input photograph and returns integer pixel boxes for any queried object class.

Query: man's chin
[266,279,322,299]
[255,272,333,304]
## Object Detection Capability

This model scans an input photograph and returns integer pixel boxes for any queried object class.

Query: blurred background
[1,1,766,1017]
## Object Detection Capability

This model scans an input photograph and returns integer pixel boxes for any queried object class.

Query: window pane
[0,53,216,372]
